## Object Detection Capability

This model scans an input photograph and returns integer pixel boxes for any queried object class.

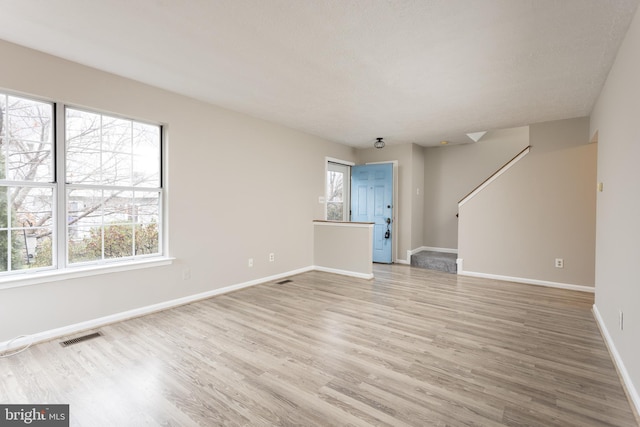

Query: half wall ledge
[312,220,374,279]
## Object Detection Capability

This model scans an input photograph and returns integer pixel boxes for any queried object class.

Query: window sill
[0,257,175,291]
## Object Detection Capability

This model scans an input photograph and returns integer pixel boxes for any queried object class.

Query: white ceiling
[0,0,637,147]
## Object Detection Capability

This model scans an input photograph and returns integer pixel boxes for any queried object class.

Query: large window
[0,92,163,277]
[65,108,161,264]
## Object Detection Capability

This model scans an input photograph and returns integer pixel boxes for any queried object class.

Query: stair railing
[458,145,531,208]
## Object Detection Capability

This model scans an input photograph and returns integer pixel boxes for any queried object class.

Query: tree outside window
[0,93,163,275]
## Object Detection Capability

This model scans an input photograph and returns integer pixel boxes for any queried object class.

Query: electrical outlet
[555,258,564,268]
[269,253,275,262]
[248,258,253,268]
[620,310,624,331]
[182,268,191,280]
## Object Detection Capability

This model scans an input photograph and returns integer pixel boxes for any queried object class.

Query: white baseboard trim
[421,246,458,254]
[408,246,458,256]
[313,266,374,280]
[458,269,595,293]
[0,266,314,353]
[593,304,640,418]
[406,247,458,265]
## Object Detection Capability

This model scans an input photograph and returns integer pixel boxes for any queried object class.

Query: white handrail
[458,146,531,208]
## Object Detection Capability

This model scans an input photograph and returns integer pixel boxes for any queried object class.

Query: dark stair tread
[411,251,457,274]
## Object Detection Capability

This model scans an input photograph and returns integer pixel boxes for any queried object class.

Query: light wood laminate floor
[1,265,637,426]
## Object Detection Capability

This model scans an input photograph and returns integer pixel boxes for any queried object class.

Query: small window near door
[326,162,350,221]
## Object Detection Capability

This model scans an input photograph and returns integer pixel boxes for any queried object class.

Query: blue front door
[351,163,393,263]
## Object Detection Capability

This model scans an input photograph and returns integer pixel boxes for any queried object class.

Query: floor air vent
[60,331,103,347]
[276,279,292,285]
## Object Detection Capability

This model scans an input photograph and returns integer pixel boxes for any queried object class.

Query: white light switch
[318,196,325,204]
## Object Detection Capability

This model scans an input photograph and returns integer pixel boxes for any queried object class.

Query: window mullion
[55,103,66,269]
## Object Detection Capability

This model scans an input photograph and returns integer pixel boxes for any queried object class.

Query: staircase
[410,251,457,274]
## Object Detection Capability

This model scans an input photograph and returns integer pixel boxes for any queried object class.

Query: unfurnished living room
[0,1,639,426]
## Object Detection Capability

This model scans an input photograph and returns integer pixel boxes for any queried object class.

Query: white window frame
[62,105,164,267]
[325,157,354,221]
[0,91,171,289]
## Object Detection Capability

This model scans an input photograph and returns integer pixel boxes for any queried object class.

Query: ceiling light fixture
[440,140,449,145]
[374,137,385,149]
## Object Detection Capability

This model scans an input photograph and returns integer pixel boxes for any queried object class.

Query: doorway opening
[325,158,397,263]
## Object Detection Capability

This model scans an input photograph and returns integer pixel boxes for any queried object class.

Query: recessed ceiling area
[0,0,637,147]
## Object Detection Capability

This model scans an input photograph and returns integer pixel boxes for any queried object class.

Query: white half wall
[313,221,373,279]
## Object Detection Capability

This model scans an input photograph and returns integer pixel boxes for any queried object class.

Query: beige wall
[356,143,423,262]
[0,39,356,342]
[590,4,640,407]
[458,117,596,287]
[313,222,373,277]
[423,127,529,250]
[411,144,425,251]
